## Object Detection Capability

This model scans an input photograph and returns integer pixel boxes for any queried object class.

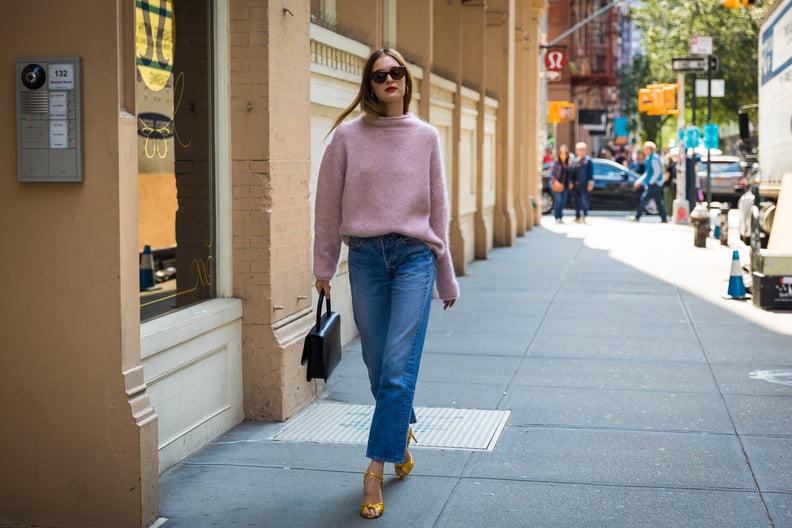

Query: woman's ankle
[367,460,384,473]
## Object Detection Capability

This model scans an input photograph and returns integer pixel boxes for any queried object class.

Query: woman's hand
[443,298,456,310]
[315,280,331,298]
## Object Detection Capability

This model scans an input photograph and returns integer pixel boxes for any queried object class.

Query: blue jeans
[635,183,667,221]
[552,189,567,220]
[348,233,437,463]
[572,185,590,218]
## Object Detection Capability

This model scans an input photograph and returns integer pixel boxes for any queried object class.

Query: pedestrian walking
[663,153,677,218]
[630,141,668,222]
[548,144,572,223]
[572,142,594,223]
[313,48,459,520]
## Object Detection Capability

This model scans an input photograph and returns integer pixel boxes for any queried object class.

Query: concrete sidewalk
[159,214,792,528]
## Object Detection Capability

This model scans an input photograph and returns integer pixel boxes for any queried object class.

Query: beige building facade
[0,1,547,526]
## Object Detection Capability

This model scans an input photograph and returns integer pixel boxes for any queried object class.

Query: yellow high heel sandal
[395,428,417,480]
[360,470,384,519]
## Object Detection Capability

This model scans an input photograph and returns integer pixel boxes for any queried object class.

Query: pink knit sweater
[313,113,459,300]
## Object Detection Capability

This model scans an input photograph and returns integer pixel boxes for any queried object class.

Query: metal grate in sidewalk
[270,402,510,451]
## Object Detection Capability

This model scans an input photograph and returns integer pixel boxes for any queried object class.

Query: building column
[512,0,548,233]
[433,0,466,275]
[335,0,384,48]
[0,1,158,525]
[513,7,529,234]
[396,0,433,121]
[487,0,517,247]
[462,1,490,260]
[526,0,548,227]
[231,0,315,421]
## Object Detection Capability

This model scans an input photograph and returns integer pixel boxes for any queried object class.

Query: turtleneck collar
[362,113,416,127]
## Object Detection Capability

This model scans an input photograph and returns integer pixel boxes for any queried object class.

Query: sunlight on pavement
[540,213,791,337]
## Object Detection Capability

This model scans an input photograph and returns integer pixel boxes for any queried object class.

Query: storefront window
[136,0,215,322]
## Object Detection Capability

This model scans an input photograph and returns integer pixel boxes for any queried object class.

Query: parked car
[695,155,744,205]
[541,157,658,215]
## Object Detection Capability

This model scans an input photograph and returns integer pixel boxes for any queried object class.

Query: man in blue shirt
[631,141,668,223]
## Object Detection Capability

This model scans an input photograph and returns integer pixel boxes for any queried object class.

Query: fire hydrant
[691,203,710,248]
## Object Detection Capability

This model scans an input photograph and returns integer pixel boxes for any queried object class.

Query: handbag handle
[316,289,331,328]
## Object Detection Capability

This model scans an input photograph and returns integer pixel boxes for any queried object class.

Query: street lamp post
[706,55,713,206]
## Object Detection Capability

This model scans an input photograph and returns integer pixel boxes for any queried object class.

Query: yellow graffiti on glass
[138,72,191,160]
[139,255,214,309]
[136,0,174,92]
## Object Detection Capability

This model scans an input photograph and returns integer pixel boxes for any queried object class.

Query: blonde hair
[328,48,414,135]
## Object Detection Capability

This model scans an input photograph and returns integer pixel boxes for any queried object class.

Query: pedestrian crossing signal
[547,101,576,124]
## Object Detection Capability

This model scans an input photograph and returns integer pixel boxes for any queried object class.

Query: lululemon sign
[544,49,567,72]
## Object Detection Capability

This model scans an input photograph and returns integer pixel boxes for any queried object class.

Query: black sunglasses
[370,67,407,84]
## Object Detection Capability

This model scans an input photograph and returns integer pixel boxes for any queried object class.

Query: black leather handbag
[301,290,342,381]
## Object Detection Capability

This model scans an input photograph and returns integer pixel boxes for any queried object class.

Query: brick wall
[230,0,315,422]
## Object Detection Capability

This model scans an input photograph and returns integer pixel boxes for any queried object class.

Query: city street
[159,212,792,528]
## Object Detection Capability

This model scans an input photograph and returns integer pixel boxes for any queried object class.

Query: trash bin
[691,203,709,248]
[720,203,730,246]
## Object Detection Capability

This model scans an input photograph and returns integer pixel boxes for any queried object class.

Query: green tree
[631,0,773,126]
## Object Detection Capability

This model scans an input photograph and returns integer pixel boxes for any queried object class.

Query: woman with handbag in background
[313,48,459,519]
[549,144,572,224]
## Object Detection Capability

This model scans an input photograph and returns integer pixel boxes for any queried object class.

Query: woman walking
[313,48,459,519]
[549,144,572,223]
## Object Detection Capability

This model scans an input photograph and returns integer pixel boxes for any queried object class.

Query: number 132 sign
[544,49,567,72]
[48,63,75,90]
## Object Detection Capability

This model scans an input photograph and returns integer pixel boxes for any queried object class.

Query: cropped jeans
[348,233,436,463]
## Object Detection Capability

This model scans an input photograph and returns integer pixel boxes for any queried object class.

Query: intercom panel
[16,57,82,182]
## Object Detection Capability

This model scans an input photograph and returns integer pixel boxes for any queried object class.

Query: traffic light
[638,88,656,113]
[638,84,678,115]
[661,83,679,115]
[723,0,755,7]
[547,101,576,124]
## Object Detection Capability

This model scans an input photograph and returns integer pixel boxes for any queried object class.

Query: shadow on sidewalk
[159,221,792,528]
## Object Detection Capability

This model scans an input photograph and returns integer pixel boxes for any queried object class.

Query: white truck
[758,0,792,208]
[740,0,792,309]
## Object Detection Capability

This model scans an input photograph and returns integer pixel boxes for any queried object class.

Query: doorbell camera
[21,63,47,90]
